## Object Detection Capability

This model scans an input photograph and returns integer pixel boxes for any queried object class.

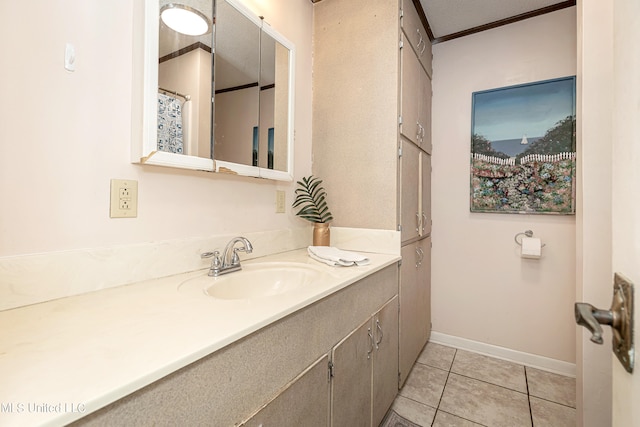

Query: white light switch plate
[110,179,138,218]
[276,190,286,213]
[65,43,75,71]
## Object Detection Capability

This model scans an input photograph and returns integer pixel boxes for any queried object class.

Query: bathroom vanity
[0,249,400,426]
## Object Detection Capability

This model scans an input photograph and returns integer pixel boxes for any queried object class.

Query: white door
[610,0,639,423]
[579,0,639,424]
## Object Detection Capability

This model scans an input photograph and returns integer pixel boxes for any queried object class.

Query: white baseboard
[430,331,576,378]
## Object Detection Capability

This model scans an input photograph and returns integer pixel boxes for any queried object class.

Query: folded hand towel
[308,246,370,267]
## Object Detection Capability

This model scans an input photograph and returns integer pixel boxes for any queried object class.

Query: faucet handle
[201,251,222,268]
[212,251,222,268]
[231,249,241,266]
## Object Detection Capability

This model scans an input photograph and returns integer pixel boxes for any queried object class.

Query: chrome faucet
[201,237,254,277]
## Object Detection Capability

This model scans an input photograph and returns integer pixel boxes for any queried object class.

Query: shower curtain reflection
[157,92,185,154]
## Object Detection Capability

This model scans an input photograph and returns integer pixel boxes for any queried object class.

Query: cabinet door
[420,151,431,236]
[400,34,431,153]
[400,141,420,243]
[419,75,432,154]
[399,241,430,386]
[372,296,399,427]
[418,237,432,345]
[400,35,422,147]
[331,319,373,427]
[400,0,432,77]
[241,354,330,427]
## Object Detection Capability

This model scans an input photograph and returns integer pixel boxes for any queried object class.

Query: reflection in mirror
[158,0,213,159]
[213,0,261,166]
[213,0,294,178]
[258,30,290,172]
[137,0,293,178]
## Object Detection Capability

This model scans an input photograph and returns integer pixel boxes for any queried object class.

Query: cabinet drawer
[401,0,432,77]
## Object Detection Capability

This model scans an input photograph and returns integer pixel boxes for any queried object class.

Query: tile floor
[390,342,576,427]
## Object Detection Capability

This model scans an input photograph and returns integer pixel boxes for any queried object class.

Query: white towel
[307,246,370,267]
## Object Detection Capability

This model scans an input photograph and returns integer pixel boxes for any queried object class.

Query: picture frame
[470,77,576,214]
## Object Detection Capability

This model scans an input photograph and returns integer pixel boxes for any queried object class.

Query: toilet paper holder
[514,230,546,247]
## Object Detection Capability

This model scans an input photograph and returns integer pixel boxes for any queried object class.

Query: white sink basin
[178,262,331,300]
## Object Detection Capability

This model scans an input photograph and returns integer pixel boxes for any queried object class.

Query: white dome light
[161,4,211,36]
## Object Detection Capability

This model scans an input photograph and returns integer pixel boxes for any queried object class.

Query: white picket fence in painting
[472,152,576,166]
[519,152,576,165]
[471,153,516,165]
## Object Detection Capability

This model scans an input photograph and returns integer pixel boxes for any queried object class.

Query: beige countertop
[0,248,400,426]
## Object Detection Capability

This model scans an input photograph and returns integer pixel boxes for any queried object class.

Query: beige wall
[0,0,313,259]
[431,8,577,363]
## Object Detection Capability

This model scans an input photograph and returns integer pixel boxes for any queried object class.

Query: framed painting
[470,77,576,214]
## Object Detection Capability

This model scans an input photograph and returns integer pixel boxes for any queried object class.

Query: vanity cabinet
[330,296,398,427]
[399,237,431,386]
[73,265,398,426]
[240,354,330,426]
[371,296,400,425]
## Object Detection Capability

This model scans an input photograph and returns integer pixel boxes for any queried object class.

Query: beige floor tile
[451,350,527,393]
[391,395,436,426]
[399,364,449,407]
[432,410,484,426]
[526,367,576,408]
[530,396,576,427]
[439,373,531,427]
[417,342,457,371]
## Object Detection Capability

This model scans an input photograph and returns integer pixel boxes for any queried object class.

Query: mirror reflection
[258,30,291,172]
[213,0,291,173]
[149,0,293,178]
[213,0,260,166]
[158,0,213,159]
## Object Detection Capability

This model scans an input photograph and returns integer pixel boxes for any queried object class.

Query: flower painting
[470,77,576,214]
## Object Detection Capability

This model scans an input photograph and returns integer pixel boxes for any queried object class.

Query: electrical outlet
[110,179,138,218]
[119,187,130,198]
[276,190,286,213]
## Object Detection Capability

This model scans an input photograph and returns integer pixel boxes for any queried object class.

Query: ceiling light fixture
[160,4,211,36]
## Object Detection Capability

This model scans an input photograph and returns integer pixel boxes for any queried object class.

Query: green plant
[292,176,333,223]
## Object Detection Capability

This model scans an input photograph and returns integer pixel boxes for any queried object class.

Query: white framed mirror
[133,0,295,181]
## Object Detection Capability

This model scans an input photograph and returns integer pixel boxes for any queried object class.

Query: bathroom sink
[178,262,331,300]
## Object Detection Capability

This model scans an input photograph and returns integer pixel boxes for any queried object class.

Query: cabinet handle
[416,247,424,267]
[416,29,427,56]
[422,212,427,233]
[375,319,383,349]
[417,123,425,143]
[367,328,374,359]
[415,212,420,233]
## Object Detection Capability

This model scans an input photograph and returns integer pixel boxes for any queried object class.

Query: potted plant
[292,175,333,246]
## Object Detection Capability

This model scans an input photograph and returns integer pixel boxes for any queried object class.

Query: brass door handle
[574,273,634,373]
[574,303,612,344]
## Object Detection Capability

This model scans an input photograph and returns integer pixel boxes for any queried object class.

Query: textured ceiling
[417,0,575,43]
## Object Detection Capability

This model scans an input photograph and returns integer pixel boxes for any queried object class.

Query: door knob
[574,302,612,344]
[574,273,635,373]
